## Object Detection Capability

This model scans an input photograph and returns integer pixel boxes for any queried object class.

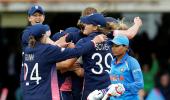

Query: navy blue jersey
[76,32,113,98]
[20,41,95,100]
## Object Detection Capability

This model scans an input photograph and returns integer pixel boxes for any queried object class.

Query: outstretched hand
[134,17,142,27]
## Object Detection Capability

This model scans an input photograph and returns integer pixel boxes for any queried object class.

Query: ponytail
[28,35,36,48]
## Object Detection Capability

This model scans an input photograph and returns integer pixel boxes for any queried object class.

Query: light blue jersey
[109,53,144,100]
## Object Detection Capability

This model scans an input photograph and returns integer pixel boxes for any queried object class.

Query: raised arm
[113,17,142,39]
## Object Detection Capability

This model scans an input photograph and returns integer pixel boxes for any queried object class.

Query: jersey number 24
[24,63,42,86]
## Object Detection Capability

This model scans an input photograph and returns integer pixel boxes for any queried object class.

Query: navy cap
[105,17,118,23]
[110,35,129,46]
[28,5,44,16]
[80,13,106,27]
[64,27,80,34]
[30,24,50,38]
[52,27,80,41]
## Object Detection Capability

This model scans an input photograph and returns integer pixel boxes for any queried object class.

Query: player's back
[20,43,60,100]
[78,32,113,91]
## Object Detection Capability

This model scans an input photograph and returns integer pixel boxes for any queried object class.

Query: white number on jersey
[91,53,113,74]
[24,63,42,85]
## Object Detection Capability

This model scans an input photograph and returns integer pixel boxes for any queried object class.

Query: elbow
[138,82,144,90]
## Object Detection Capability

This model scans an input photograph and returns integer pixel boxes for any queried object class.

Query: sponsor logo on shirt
[110,75,124,81]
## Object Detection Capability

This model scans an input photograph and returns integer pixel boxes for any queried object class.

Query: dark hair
[127,47,136,57]
[28,35,36,48]
[77,20,85,32]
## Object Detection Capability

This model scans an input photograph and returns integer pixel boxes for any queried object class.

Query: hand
[67,42,75,48]
[134,17,142,27]
[69,63,84,77]
[92,34,107,45]
[87,90,104,100]
[54,34,69,47]
[107,83,125,97]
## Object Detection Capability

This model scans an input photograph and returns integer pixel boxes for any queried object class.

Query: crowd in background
[0,13,170,100]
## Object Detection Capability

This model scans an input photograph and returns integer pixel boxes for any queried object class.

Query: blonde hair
[107,18,129,30]
[96,23,112,35]
[117,18,128,30]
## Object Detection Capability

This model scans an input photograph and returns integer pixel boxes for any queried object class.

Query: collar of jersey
[113,52,129,64]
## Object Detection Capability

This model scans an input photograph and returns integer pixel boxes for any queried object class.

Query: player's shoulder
[22,26,31,39]
[127,56,140,68]
[128,56,138,63]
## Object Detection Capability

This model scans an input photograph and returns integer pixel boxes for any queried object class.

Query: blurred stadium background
[0,0,170,100]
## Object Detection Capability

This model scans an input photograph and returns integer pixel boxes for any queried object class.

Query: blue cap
[105,17,118,23]
[64,27,80,34]
[110,35,129,46]
[29,24,50,38]
[80,13,106,27]
[28,5,44,16]
[52,27,80,41]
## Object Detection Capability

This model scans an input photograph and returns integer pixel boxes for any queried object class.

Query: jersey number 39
[91,53,113,74]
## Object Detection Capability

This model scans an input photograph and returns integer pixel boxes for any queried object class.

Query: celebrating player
[78,13,114,99]
[22,5,45,49]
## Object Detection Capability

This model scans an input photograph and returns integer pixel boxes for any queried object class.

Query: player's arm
[57,60,84,77]
[113,17,142,39]
[56,58,78,71]
[46,34,107,63]
[123,58,144,94]
[71,62,84,77]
